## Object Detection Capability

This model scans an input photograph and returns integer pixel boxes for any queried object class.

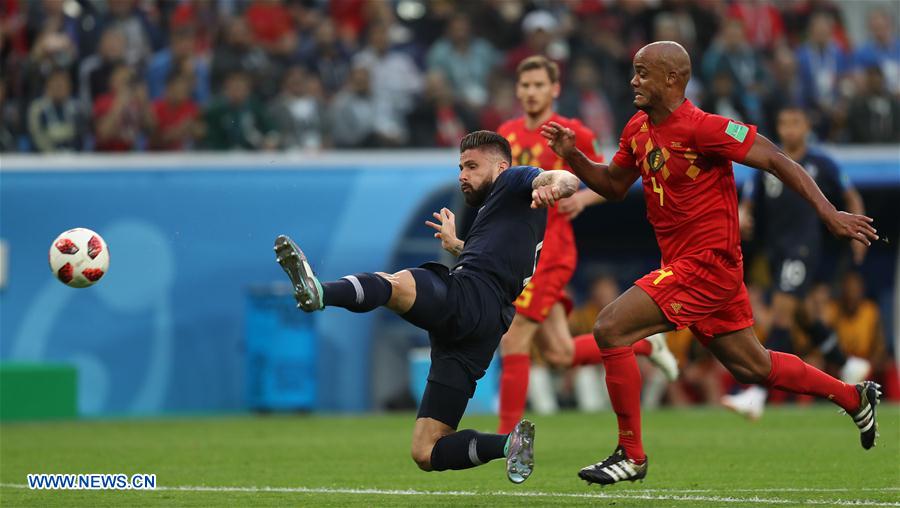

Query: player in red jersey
[539,41,882,485]
[492,56,678,434]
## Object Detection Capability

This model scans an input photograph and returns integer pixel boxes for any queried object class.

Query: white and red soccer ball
[48,228,110,288]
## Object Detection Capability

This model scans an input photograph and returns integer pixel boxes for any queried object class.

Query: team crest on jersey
[669,302,683,314]
[647,147,665,172]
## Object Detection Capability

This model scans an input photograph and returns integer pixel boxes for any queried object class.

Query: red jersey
[498,113,603,270]
[151,99,199,151]
[613,100,757,265]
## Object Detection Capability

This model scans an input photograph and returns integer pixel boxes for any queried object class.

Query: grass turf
[1,405,898,507]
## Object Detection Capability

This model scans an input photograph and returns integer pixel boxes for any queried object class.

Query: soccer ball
[48,228,110,288]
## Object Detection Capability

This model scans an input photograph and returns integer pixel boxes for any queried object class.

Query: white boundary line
[1,483,898,506]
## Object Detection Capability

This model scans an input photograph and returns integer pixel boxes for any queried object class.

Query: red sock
[498,354,530,434]
[631,338,652,356]
[764,350,860,412]
[572,334,603,365]
[601,346,645,461]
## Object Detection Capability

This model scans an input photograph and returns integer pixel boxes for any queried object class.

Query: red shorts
[635,249,754,346]
[514,263,574,323]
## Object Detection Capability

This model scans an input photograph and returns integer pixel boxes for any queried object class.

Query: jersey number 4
[523,241,544,286]
[651,177,664,207]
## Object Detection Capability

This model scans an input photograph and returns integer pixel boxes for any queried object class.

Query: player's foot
[578,446,647,486]
[721,385,767,421]
[840,357,872,385]
[273,235,324,312]
[505,419,535,484]
[645,333,679,381]
[850,381,881,450]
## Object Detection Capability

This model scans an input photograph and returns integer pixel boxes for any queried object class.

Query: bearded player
[276,131,581,483]
[541,41,881,485]
[493,55,678,434]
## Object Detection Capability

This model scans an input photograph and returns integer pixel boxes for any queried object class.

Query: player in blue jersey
[274,130,580,483]
[723,106,870,419]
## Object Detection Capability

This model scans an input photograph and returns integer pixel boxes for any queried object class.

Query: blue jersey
[454,166,547,304]
[743,147,850,250]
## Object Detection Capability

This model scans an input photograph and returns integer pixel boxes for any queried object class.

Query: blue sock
[322,273,391,312]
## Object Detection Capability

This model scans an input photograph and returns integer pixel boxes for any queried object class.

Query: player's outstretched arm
[540,122,637,201]
[425,207,464,256]
[741,134,879,246]
[531,170,580,209]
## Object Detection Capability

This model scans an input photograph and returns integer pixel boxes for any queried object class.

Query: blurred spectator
[329,64,402,148]
[726,0,784,52]
[79,28,126,109]
[407,0,456,48]
[700,70,749,122]
[91,0,161,67]
[20,31,77,107]
[203,71,278,151]
[845,65,900,143]
[25,0,82,51]
[782,0,850,50]
[701,17,767,124]
[795,11,852,139]
[27,68,83,152]
[569,275,620,337]
[478,74,519,131]
[426,14,499,109]
[557,57,615,144]
[406,71,478,148]
[167,0,218,54]
[0,79,20,151]
[211,17,278,99]
[829,272,887,378]
[244,0,297,59]
[146,28,210,106]
[352,22,423,141]
[267,66,328,151]
[295,19,352,96]
[854,9,900,98]
[92,64,154,152]
[760,45,806,138]
[467,0,523,51]
[150,72,201,151]
[505,10,564,74]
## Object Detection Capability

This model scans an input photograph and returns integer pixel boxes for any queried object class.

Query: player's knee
[410,445,434,472]
[593,318,626,348]
[729,363,769,385]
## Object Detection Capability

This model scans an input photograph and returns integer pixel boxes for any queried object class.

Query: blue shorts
[404,262,514,398]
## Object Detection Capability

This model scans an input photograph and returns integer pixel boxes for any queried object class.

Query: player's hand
[823,210,878,247]
[531,184,562,209]
[540,121,576,158]
[425,207,462,254]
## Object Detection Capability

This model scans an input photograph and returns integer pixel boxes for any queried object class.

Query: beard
[462,180,492,207]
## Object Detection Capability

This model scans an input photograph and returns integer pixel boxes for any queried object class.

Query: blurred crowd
[2,0,899,153]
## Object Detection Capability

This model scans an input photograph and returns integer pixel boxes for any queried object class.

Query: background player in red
[539,41,882,486]
[493,55,678,434]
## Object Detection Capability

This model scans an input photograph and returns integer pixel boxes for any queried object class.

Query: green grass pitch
[1,405,898,506]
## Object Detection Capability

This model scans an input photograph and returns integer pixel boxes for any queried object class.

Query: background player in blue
[723,106,870,419]
[273,130,580,483]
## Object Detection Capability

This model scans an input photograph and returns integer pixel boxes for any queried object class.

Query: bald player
[540,41,882,486]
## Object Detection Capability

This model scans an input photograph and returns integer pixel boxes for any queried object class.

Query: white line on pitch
[2,483,899,506]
